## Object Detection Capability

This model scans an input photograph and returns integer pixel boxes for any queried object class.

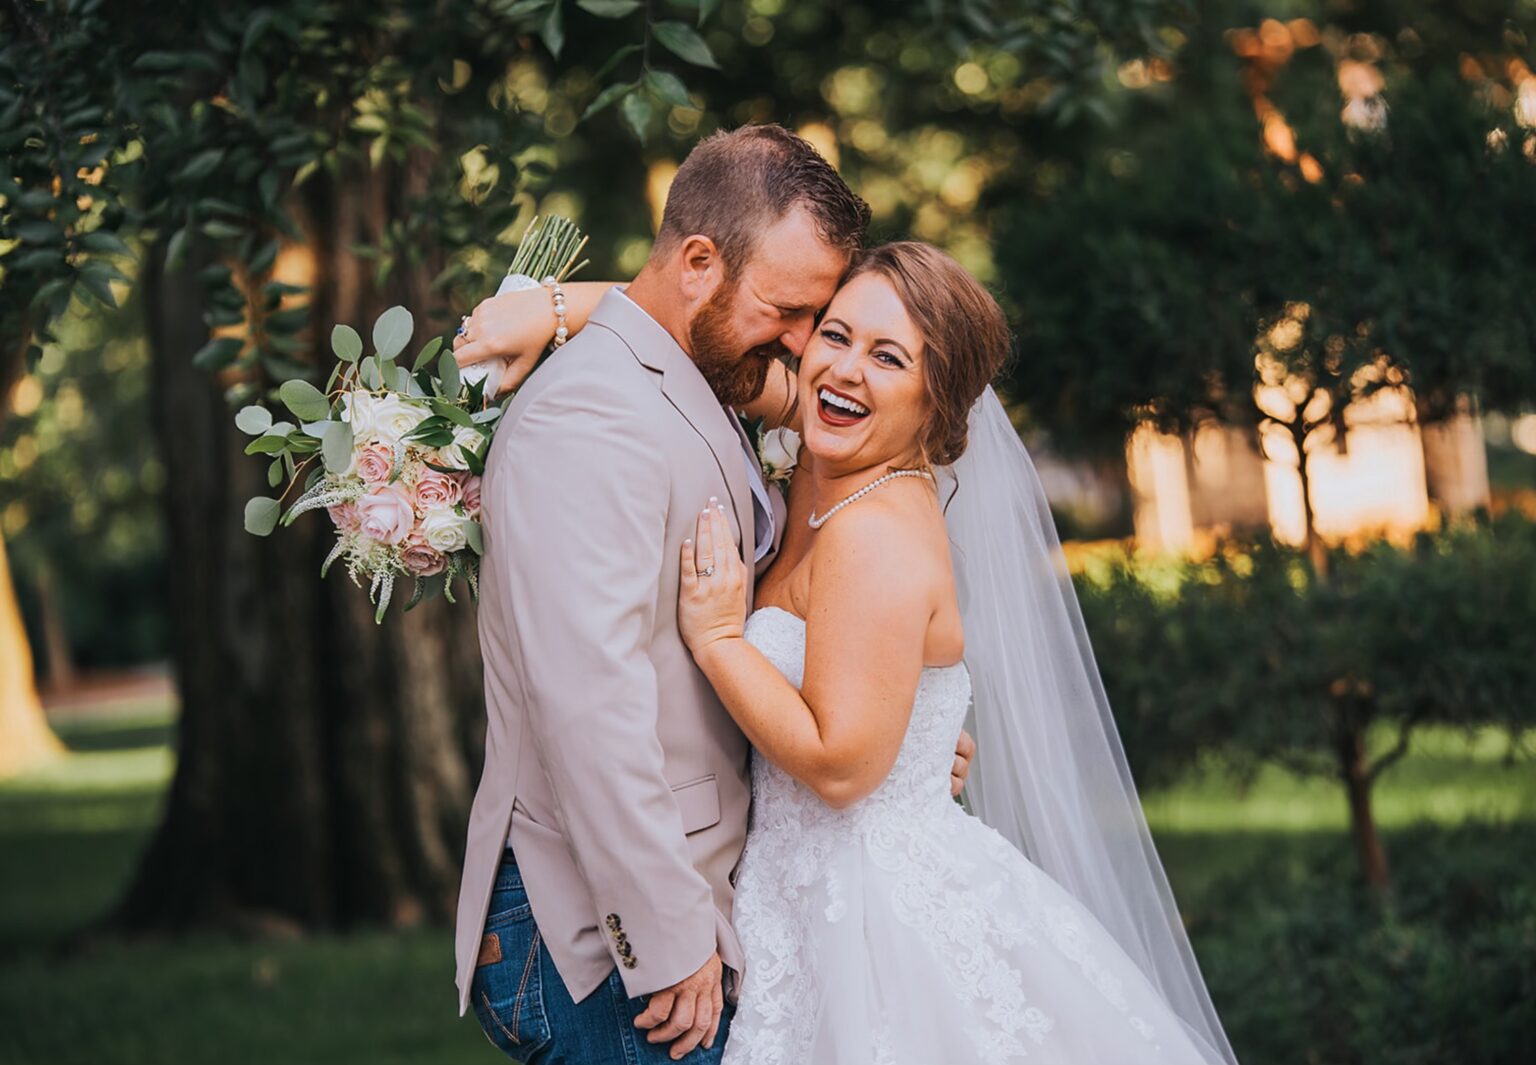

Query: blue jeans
[470,850,733,1065]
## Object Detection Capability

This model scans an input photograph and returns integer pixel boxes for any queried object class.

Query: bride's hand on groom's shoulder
[451,288,552,396]
[678,500,748,659]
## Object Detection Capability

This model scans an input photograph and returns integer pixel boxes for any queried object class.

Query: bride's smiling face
[798,271,931,474]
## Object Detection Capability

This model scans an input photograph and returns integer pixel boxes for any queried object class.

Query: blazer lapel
[586,290,756,579]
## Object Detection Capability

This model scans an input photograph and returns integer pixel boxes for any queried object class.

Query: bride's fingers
[695,503,715,574]
[680,536,697,588]
[708,504,727,576]
[452,337,498,367]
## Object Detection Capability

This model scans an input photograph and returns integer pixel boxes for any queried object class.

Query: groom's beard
[690,282,781,408]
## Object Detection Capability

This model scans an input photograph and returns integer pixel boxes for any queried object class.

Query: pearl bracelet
[543,276,569,347]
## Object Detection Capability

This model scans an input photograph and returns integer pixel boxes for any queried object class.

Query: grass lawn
[2,697,1532,1064]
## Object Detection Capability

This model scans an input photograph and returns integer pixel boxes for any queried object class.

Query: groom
[454,125,968,1063]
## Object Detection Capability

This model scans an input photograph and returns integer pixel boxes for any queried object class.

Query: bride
[463,242,1237,1064]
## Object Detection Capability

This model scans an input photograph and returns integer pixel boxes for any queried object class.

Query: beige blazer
[454,289,786,1014]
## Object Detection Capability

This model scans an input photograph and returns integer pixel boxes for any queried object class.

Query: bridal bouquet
[237,216,587,622]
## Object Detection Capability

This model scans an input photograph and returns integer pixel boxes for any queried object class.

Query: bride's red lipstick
[817,385,870,428]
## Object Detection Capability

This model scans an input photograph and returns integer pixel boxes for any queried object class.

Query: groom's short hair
[654,124,869,275]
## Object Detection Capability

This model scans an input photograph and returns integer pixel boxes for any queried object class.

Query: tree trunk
[1291,419,1328,579]
[34,559,76,691]
[0,532,66,778]
[1336,724,1390,890]
[115,151,486,933]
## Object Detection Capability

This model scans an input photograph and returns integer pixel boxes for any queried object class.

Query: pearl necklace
[808,469,934,529]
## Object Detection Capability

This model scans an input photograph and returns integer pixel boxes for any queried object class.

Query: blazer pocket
[671,774,721,835]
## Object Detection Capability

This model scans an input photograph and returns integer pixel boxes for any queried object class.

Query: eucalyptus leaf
[372,305,413,360]
[465,521,485,555]
[279,378,330,421]
[322,421,354,472]
[331,323,363,362]
[235,405,273,435]
[244,496,281,536]
[360,356,382,389]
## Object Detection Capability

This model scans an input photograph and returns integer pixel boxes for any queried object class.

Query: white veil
[938,386,1238,1065]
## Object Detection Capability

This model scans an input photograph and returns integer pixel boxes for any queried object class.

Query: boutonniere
[756,425,802,488]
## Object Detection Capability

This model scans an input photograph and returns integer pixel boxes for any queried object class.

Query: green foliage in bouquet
[233,216,586,623]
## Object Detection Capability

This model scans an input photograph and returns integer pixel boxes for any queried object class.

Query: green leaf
[412,335,444,373]
[332,323,363,362]
[244,496,281,536]
[322,421,354,473]
[540,0,565,58]
[645,70,693,109]
[165,227,190,272]
[438,350,462,399]
[465,520,485,555]
[76,266,119,308]
[372,305,414,360]
[267,458,284,488]
[279,379,330,421]
[235,405,273,435]
[698,0,720,27]
[178,148,226,183]
[577,0,641,15]
[462,442,486,476]
[78,230,131,256]
[359,356,382,389]
[133,51,187,72]
[192,336,244,371]
[652,21,719,69]
[621,92,653,142]
[244,435,289,456]
[582,80,635,121]
[431,398,476,426]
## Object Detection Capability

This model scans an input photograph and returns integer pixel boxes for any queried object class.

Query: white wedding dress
[722,606,1224,1065]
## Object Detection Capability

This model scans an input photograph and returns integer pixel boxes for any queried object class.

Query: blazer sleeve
[488,373,717,998]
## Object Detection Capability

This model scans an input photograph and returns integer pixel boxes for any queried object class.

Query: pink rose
[413,468,463,511]
[327,501,361,534]
[354,443,395,485]
[357,484,415,546]
[461,474,482,515]
[401,533,447,577]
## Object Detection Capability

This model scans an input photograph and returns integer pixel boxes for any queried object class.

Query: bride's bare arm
[738,360,801,431]
[678,501,934,808]
[452,280,617,396]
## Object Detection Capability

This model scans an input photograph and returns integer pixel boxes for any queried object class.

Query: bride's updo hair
[843,242,1010,467]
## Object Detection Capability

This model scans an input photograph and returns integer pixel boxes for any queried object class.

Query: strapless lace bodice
[742,605,971,831]
[723,606,1218,1065]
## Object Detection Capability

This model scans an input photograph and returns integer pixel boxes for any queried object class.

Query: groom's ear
[677,234,727,304]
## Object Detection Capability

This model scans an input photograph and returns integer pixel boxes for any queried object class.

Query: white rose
[420,505,470,553]
[340,391,379,441]
[369,393,430,447]
[435,425,486,471]
[758,426,801,485]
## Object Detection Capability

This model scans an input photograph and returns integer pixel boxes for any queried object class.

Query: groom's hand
[634,951,724,1059]
[951,727,976,798]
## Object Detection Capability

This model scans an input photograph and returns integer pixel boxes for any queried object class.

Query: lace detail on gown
[723,607,1219,1065]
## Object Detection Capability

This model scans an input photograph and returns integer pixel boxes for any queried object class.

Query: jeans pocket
[472,903,551,1058]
